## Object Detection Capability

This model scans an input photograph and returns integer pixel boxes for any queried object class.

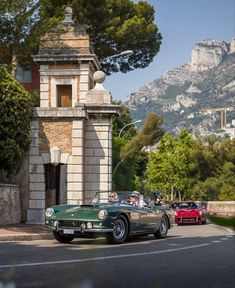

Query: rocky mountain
[125,39,235,135]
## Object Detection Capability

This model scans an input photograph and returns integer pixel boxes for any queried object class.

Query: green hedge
[0,66,33,177]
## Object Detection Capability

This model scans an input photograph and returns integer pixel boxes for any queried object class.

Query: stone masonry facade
[26,8,120,224]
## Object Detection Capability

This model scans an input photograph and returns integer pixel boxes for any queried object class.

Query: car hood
[176,208,200,214]
[53,204,112,220]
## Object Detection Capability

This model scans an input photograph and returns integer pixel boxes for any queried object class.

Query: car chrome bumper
[53,227,114,233]
[175,216,203,223]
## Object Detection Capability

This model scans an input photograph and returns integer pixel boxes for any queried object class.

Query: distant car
[172,201,207,225]
[45,191,175,244]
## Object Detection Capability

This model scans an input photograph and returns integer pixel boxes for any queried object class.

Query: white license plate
[63,229,74,234]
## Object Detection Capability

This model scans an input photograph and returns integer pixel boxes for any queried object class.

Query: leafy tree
[112,103,141,190]
[120,112,164,159]
[146,131,192,200]
[112,109,164,191]
[190,178,220,201]
[0,0,162,75]
[187,141,218,182]
[217,162,235,201]
[0,66,33,178]
[0,0,41,71]
[112,101,137,138]
[112,138,139,190]
[213,138,235,166]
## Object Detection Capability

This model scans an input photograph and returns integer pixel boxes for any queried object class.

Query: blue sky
[104,0,235,101]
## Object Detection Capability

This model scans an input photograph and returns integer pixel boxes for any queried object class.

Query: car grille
[58,220,81,228]
[177,217,201,222]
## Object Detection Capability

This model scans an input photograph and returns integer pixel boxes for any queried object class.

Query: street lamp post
[101,50,133,62]
[118,120,142,137]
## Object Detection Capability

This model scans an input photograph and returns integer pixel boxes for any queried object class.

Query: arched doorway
[44,164,67,208]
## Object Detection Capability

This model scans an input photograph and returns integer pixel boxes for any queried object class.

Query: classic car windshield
[90,191,132,205]
[173,202,198,209]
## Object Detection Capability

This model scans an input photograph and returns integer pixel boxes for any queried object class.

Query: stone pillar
[84,71,120,202]
[28,120,45,223]
[84,116,113,202]
[67,119,85,204]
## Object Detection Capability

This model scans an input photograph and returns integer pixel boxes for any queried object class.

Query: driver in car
[130,191,147,208]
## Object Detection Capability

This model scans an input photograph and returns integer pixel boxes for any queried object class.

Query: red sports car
[172,201,207,225]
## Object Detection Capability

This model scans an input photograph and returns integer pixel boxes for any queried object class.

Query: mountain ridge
[124,38,235,135]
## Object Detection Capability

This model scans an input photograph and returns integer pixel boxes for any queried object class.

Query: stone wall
[39,119,72,153]
[199,201,235,216]
[0,184,21,225]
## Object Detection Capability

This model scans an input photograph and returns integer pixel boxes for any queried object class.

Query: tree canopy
[112,110,164,191]
[0,0,162,74]
[146,131,235,201]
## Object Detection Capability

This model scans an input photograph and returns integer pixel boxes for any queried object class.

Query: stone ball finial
[65,7,73,15]
[62,7,74,24]
[94,71,106,83]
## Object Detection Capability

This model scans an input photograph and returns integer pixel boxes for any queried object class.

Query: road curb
[0,234,53,242]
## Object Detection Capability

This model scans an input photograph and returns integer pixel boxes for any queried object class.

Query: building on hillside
[20,7,120,224]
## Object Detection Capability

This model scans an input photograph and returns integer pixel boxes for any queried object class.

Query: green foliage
[146,131,192,199]
[112,109,163,191]
[112,101,137,138]
[112,136,138,191]
[216,162,235,200]
[112,104,138,191]
[0,0,161,75]
[146,131,235,201]
[190,178,220,201]
[163,82,191,100]
[188,142,218,181]
[0,0,42,68]
[207,216,235,231]
[120,112,164,159]
[0,66,33,177]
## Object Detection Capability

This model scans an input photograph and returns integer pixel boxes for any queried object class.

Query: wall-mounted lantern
[50,146,61,166]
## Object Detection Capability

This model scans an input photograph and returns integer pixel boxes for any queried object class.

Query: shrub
[0,66,33,178]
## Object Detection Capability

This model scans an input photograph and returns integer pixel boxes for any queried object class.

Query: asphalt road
[0,223,234,288]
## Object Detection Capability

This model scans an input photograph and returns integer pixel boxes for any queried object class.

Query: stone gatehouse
[24,8,120,224]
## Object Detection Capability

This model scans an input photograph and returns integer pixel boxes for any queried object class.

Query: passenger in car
[108,192,119,203]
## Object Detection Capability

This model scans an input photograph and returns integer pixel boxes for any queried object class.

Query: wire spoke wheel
[160,217,167,235]
[106,215,128,244]
[113,219,126,239]
[154,216,168,239]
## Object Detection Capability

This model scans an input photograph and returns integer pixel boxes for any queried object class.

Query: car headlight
[98,209,108,220]
[53,220,58,227]
[87,222,92,229]
[199,210,202,215]
[45,207,54,217]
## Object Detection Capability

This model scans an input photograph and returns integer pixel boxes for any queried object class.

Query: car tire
[53,230,74,243]
[201,219,207,225]
[106,215,129,244]
[154,216,168,239]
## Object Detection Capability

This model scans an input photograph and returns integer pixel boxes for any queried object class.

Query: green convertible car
[45,191,174,244]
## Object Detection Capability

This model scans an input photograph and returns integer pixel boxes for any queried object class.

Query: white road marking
[168,243,183,246]
[0,243,210,269]
[211,240,221,243]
